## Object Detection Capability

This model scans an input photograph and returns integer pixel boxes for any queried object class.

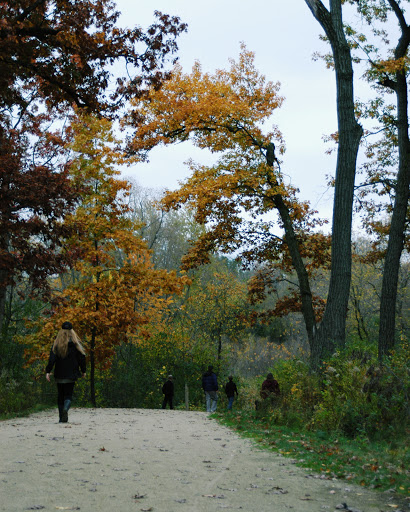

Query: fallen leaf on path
[175,499,187,503]
[55,508,80,510]
[25,506,45,510]
[202,494,225,499]
[267,486,288,494]
[140,508,153,511]
[133,494,146,499]
[387,506,399,509]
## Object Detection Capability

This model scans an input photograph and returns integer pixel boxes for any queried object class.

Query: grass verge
[215,410,409,500]
[0,403,54,421]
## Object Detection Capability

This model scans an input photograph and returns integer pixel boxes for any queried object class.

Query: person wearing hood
[162,375,174,409]
[260,373,280,399]
[202,365,218,412]
[46,322,86,423]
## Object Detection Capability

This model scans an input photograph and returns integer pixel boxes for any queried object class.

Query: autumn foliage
[0,0,186,112]
[0,0,187,334]
[124,45,331,359]
[23,115,189,404]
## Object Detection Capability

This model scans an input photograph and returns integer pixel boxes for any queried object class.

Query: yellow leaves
[126,44,284,158]
[375,57,409,74]
[22,114,189,371]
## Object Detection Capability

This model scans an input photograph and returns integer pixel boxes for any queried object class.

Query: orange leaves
[375,56,409,74]
[23,115,187,373]
[121,44,336,348]
[125,45,284,159]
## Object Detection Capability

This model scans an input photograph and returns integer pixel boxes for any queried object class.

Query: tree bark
[90,328,96,407]
[0,231,11,338]
[266,184,317,347]
[304,0,363,368]
[0,274,6,336]
[378,4,410,360]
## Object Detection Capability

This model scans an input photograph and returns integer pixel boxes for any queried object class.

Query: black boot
[61,399,71,423]
[58,404,64,423]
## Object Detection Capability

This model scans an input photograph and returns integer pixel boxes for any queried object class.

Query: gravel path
[0,408,395,512]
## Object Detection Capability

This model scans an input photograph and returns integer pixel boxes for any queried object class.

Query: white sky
[114,0,393,223]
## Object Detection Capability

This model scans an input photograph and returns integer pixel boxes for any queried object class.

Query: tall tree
[24,115,188,405]
[0,124,77,339]
[360,0,409,360]
[314,0,409,359]
[303,0,363,367]
[0,0,186,334]
[181,262,251,361]
[124,46,332,368]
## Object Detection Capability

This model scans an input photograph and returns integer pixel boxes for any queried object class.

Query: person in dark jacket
[202,365,218,412]
[46,321,86,423]
[260,373,280,399]
[162,375,174,409]
[224,375,238,410]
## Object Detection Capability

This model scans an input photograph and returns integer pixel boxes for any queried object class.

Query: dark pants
[57,382,75,410]
[162,395,173,409]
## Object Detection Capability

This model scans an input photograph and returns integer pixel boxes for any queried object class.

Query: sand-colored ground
[0,408,400,512]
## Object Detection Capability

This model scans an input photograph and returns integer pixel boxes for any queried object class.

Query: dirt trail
[0,408,396,512]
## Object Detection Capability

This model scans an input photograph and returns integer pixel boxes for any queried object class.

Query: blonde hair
[53,328,86,358]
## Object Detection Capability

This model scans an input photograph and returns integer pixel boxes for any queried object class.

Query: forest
[0,1,408,489]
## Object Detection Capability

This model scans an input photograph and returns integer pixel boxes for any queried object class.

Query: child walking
[224,375,238,410]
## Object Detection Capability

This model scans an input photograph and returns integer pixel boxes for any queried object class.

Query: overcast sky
[114,1,389,222]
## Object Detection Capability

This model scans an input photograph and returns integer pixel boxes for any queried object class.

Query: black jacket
[46,341,86,381]
[225,381,238,398]
[162,379,174,397]
[202,371,218,391]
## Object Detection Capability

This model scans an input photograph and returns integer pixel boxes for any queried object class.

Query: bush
[243,341,409,441]
[0,369,38,415]
[311,340,409,438]
[268,359,321,428]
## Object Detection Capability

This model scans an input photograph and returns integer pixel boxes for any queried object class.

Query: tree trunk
[0,275,6,337]
[185,383,189,411]
[90,242,100,406]
[378,28,410,360]
[90,328,96,407]
[270,189,317,347]
[217,331,222,360]
[304,0,363,369]
[0,231,10,337]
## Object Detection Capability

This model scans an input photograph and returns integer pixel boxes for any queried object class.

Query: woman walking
[46,321,86,423]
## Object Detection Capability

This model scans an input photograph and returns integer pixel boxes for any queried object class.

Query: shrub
[311,340,409,438]
[0,369,37,415]
[270,358,321,427]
